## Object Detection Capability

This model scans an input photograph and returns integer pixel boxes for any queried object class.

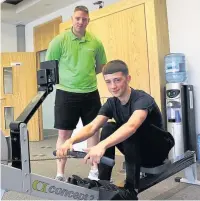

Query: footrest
[141,159,172,175]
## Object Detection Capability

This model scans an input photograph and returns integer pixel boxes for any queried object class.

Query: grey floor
[2,135,200,200]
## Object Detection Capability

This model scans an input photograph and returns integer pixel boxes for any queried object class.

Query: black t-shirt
[98,88,163,131]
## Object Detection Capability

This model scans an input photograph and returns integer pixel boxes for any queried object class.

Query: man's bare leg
[87,130,100,155]
[87,130,100,180]
[56,129,73,178]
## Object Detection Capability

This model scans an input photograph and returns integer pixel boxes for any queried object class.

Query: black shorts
[54,89,101,130]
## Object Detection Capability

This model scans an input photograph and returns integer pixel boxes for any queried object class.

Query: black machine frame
[10,60,59,170]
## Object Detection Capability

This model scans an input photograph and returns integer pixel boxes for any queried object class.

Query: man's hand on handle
[83,144,106,165]
[56,140,73,158]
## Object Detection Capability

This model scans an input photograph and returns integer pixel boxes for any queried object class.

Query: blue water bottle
[197,134,200,162]
[165,53,187,83]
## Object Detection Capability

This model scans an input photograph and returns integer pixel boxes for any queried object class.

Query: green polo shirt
[45,29,107,93]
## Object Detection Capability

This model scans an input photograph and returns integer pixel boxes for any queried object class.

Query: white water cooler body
[166,83,197,161]
[166,83,185,161]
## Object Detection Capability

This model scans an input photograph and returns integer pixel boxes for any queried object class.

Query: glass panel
[39,50,47,62]
[4,107,14,129]
[3,67,13,94]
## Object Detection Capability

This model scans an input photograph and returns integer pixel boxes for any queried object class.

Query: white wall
[166,0,200,134]
[1,23,17,52]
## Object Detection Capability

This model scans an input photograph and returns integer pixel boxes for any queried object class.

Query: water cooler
[166,83,197,161]
[166,83,184,160]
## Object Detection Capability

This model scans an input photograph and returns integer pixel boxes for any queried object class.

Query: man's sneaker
[110,178,114,183]
[88,169,114,183]
[55,176,65,182]
[88,169,99,181]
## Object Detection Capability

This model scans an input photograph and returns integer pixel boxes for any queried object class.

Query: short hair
[102,60,129,76]
[74,5,89,14]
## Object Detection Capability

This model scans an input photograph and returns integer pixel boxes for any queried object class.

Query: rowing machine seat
[141,159,172,175]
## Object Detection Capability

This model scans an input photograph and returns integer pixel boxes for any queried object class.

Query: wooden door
[0,53,42,141]
[87,4,149,98]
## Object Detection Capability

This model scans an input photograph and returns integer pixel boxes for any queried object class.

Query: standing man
[45,5,107,181]
[57,60,174,196]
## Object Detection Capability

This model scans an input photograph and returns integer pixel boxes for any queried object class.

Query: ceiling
[1,0,80,25]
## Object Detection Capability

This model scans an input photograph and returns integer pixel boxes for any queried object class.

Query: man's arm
[56,115,109,157]
[45,35,62,61]
[96,64,106,74]
[99,110,148,149]
[83,110,148,164]
[95,40,107,74]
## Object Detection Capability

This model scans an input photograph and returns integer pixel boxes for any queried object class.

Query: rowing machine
[1,60,200,200]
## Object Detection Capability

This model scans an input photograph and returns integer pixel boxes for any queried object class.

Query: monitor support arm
[9,60,59,169]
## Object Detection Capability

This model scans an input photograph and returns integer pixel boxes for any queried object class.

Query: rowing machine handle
[53,150,115,167]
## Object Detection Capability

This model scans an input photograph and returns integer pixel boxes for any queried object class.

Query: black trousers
[98,122,174,189]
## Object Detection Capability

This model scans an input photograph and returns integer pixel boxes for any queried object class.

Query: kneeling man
[57,60,174,195]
